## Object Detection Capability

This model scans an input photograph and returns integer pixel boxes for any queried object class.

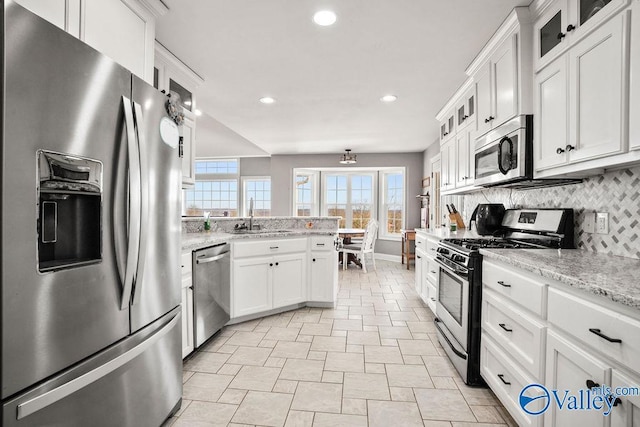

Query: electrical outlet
[583,212,596,233]
[596,212,609,234]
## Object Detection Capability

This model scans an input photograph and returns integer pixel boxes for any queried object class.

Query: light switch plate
[583,212,596,233]
[596,212,609,234]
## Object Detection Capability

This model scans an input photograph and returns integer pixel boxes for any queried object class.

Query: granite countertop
[182,229,338,251]
[480,248,640,311]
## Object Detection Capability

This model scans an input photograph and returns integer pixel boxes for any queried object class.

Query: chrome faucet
[249,197,254,231]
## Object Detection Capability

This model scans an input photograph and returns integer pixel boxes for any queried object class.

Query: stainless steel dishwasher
[193,243,231,348]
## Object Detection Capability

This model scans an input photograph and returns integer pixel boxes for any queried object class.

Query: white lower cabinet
[232,236,336,319]
[272,253,306,308]
[310,251,337,302]
[415,248,425,296]
[544,331,610,427]
[414,232,439,315]
[233,256,272,317]
[180,251,194,358]
[610,369,640,427]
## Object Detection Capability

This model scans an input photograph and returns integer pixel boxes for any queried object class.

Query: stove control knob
[452,254,465,263]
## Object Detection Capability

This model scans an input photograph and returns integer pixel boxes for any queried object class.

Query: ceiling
[156,0,531,156]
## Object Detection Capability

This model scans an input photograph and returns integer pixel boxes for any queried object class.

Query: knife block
[449,213,466,229]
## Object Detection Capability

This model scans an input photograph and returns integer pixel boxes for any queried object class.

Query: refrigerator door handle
[16,312,181,420]
[131,101,149,306]
[120,96,142,310]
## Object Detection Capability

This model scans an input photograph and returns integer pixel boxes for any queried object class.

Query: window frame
[379,169,406,240]
[183,158,240,217]
[241,176,272,217]
[321,171,378,229]
[292,169,320,217]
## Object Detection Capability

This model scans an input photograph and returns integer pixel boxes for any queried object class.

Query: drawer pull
[498,323,513,332]
[588,328,622,343]
[430,270,437,274]
[430,297,436,302]
[417,255,422,259]
[586,379,600,389]
[497,374,511,385]
[609,396,622,407]
[497,280,511,288]
[270,246,279,249]
[316,243,325,246]
[417,241,423,244]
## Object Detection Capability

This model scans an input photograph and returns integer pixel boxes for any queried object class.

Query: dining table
[338,228,365,268]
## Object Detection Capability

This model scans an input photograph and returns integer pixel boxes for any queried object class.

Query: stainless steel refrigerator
[1,2,183,425]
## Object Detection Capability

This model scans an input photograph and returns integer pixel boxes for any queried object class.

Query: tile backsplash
[445,166,640,259]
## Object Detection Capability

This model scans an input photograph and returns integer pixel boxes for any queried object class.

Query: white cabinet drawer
[415,232,428,252]
[548,287,640,374]
[482,290,545,379]
[310,236,335,251]
[482,259,547,317]
[426,257,439,284]
[234,238,307,258]
[481,336,542,427]
[181,252,192,276]
[426,237,439,257]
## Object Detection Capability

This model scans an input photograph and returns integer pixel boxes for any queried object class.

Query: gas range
[433,208,575,386]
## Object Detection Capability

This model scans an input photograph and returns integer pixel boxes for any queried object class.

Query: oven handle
[434,258,469,282]
[434,318,467,360]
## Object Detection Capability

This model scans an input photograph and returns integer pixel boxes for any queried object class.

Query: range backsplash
[444,166,640,260]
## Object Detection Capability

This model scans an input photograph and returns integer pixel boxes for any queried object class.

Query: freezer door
[2,308,182,427]
[129,75,182,332]
[2,3,132,398]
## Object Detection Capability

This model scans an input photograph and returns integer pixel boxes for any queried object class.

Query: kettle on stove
[470,204,506,235]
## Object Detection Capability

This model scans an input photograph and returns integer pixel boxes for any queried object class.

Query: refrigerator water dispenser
[37,150,103,272]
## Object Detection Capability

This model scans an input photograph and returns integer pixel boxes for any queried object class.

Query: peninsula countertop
[182,229,338,252]
[480,248,640,311]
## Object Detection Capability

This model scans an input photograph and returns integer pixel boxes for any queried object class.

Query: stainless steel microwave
[474,115,581,189]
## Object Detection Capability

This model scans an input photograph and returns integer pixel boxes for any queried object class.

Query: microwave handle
[497,136,513,175]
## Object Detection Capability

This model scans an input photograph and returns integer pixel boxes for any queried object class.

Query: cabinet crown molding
[435,78,474,121]
[136,0,169,18]
[528,0,556,20]
[465,6,532,77]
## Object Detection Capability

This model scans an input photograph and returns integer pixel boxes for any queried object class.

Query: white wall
[196,113,269,158]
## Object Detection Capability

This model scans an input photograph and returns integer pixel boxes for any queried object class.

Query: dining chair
[340,219,379,273]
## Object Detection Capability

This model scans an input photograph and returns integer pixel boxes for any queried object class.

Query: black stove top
[443,237,559,251]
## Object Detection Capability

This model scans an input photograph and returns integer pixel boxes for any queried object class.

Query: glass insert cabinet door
[540,10,563,59]
[580,0,612,25]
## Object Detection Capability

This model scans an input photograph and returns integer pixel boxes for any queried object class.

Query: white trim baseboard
[374,253,402,263]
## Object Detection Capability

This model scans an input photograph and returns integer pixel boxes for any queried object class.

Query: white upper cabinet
[439,110,456,144]
[629,0,640,152]
[533,0,630,71]
[475,63,494,136]
[534,56,570,170]
[14,0,167,83]
[440,139,456,192]
[455,87,477,131]
[567,12,626,163]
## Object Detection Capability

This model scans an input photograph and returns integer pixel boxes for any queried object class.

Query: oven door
[435,260,469,350]
[474,127,527,186]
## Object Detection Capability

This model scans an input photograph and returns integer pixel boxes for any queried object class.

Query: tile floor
[165,260,516,427]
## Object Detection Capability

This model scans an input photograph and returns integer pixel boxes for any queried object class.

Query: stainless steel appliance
[194,243,231,348]
[474,115,581,189]
[435,208,575,385]
[2,3,183,425]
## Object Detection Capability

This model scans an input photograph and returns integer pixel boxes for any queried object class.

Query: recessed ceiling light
[313,10,337,26]
[195,109,202,116]
[259,97,276,104]
[381,95,398,103]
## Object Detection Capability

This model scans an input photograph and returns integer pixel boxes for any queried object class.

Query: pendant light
[339,149,357,164]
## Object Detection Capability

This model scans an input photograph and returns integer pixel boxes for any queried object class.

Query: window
[242,177,271,217]
[322,173,375,229]
[381,171,405,237]
[184,159,239,217]
[294,171,318,216]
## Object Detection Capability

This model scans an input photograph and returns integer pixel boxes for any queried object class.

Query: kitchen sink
[231,229,291,235]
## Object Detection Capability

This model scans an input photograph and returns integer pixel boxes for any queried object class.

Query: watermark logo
[519,384,551,416]
[518,383,639,417]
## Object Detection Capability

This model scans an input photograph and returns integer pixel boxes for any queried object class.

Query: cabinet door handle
[417,255,422,259]
[270,246,279,249]
[499,323,513,332]
[588,328,622,343]
[275,262,279,266]
[430,270,436,274]
[484,118,491,123]
[557,32,566,40]
[556,147,565,154]
[312,258,316,262]
[498,374,511,385]
[430,297,436,301]
[610,396,622,407]
[565,144,576,152]
[497,280,511,288]
[463,115,469,120]
[586,379,600,389]
[566,24,575,32]
[269,263,273,267]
